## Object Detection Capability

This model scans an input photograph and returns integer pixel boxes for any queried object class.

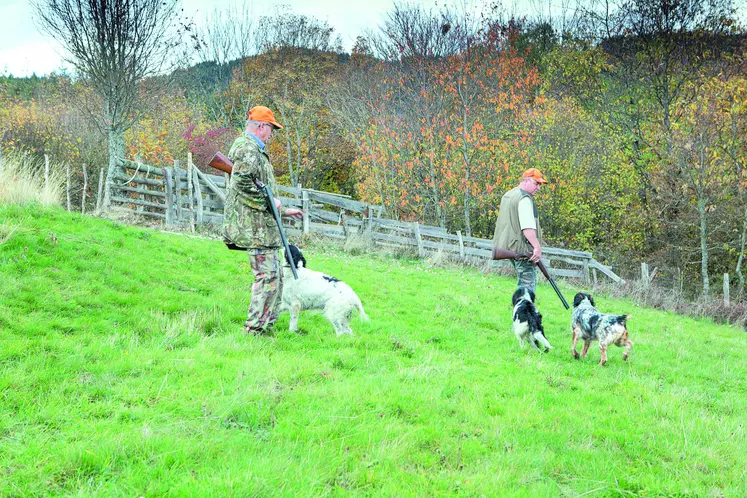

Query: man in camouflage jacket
[223,106,303,335]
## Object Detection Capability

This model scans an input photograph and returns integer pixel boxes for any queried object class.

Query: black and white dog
[571,292,633,366]
[279,245,368,336]
[512,287,553,352]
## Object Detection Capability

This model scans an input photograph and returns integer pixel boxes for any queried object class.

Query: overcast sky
[2,0,745,78]
[0,0,398,76]
[0,0,548,77]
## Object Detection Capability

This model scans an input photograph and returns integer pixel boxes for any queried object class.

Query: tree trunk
[427,153,444,228]
[286,138,295,186]
[296,129,303,188]
[460,103,471,237]
[698,197,710,296]
[735,204,747,297]
[103,125,125,211]
[463,188,471,237]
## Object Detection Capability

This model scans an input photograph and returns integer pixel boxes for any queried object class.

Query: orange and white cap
[522,168,548,184]
[248,106,283,129]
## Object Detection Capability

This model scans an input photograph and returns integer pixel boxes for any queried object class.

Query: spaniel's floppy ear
[511,288,522,306]
[288,244,306,269]
[573,292,586,308]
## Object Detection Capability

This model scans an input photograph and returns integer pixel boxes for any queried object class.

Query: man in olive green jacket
[492,168,548,292]
[223,105,303,336]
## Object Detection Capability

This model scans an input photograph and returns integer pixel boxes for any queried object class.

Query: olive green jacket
[492,187,543,254]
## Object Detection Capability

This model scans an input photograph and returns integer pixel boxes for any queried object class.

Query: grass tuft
[0,151,65,206]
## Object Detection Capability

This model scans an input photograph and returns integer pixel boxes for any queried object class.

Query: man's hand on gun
[274,198,304,220]
[521,228,542,263]
[283,207,304,220]
[529,245,542,263]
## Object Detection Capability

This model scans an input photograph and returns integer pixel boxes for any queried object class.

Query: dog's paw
[573,350,580,359]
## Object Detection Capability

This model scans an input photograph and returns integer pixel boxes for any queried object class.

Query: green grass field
[1,204,746,497]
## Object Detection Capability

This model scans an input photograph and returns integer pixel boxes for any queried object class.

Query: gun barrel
[253,178,298,280]
[538,261,570,309]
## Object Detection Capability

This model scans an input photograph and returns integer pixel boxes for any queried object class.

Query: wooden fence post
[412,222,425,258]
[134,159,142,214]
[66,163,71,211]
[456,230,465,258]
[164,167,174,226]
[96,167,104,214]
[187,153,195,233]
[724,273,730,307]
[81,163,88,214]
[641,263,649,287]
[192,166,203,224]
[366,207,373,236]
[173,159,182,224]
[583,258,591,284]
[339,209,348,237]
[302,189,310,234]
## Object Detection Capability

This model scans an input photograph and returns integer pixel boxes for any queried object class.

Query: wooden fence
[109,157,624,284]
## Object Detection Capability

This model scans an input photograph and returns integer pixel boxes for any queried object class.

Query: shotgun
[492,247,570,309]
[209,151,233,174]
[208,152,298,280]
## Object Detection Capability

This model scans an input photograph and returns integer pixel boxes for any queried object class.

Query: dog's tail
[616,314,631,325]
[355,296,369,322]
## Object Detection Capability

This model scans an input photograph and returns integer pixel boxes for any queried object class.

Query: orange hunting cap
[522,167,548,184]
[248,105,283,129]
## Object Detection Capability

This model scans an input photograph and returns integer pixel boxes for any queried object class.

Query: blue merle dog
[571,292,633,366]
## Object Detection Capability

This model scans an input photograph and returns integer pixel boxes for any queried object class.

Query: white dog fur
[279,245,368,335]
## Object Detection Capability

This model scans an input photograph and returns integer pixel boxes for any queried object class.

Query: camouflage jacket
[222,133,282,249]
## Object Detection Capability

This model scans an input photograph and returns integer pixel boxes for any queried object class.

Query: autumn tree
[669,82,731,295]
[336,3,462,223]
[328,45,410,211]
[32,0,185,210]
[720,74,747,294]
[374,2,464,226]
[438,17,542,236]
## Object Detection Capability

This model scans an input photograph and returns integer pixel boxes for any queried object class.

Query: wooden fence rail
[108,158,624,284]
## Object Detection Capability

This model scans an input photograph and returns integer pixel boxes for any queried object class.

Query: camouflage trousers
[512,259,537,293]
[244,248,284,335]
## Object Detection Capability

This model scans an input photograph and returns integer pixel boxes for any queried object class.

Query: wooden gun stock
[209,152,233,174]
[491,248,528,261]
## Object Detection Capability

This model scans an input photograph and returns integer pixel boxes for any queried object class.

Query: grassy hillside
[1,204,746,497]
